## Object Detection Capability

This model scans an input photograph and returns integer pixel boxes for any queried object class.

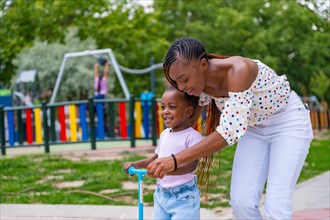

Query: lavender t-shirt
[155,127,203,188]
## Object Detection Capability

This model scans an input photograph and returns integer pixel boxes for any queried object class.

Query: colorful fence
[0,97,329,156]
[0,97,165,155]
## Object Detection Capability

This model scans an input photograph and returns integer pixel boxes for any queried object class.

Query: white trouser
[230,91,313,220]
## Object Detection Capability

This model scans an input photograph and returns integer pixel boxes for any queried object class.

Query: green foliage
[153,0,330,99]
[298,137,330,181]
[76,0,169,97]
[310,71,330,101]
[0,0,109,81]
[1,0,329,101]
[1,0,168,98]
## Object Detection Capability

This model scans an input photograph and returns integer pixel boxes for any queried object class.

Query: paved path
[292,171,330,220]
[1,171,329,220]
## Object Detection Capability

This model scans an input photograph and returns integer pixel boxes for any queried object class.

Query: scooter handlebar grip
[128,166,147,176]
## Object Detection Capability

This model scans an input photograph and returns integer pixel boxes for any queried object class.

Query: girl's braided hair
[163,37,230,200]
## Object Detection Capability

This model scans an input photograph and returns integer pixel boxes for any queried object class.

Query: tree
[2,0,329,102]
[0,0,110,82]
[310,71,330,103]
[11,28,114,102]
[76,1,169,97]
[152,0,330,100]
[1,0,169,98]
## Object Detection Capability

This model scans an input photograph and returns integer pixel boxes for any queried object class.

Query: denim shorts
[152,177,200,220]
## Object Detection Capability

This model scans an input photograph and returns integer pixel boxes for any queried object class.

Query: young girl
[147,37,313,219]
[123,86,202,220]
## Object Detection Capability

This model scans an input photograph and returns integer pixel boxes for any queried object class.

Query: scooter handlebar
[128,166,147,176]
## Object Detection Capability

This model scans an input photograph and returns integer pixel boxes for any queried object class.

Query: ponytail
[196,53,229,200]
[196,100,222,201]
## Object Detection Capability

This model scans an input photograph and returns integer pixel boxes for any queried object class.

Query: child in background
[94,56,109,99]
[123,85,202,220]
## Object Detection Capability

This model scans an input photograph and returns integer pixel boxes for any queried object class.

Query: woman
[147,37,313,219]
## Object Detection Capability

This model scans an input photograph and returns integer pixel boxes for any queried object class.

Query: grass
[0,135,329,209]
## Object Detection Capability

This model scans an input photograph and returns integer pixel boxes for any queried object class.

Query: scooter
[127,166,147,220]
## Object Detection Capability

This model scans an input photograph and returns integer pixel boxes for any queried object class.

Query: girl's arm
[147,132,227,178]
[123,154,158,174]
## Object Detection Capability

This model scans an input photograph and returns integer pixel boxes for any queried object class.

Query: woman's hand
[147,156,174,178]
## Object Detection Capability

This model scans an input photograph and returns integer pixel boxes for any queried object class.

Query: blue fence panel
[79,104,88,141]
[96,102,105,140]
[7,111,15,146]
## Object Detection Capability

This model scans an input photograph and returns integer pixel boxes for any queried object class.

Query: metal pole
[138,174,144,220]
[88,98,96,150]
[151,96,157,146]
[129,95,136,148]
[42,102,50,153]
[108,102,115,138]
[50,107,56,142]
[0,106,6,156]
[150,58,155,94]
[128,167,147,220]
[107,49,130,100]
[17,109,24,145]
[50,55,68,103]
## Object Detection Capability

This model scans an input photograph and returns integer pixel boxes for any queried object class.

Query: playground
[0,49,171,156]
[1,1,329,220]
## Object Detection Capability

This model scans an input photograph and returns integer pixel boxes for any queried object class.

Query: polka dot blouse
[199,60,291,146]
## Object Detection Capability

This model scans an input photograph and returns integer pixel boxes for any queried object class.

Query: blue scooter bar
[128,166,147,175]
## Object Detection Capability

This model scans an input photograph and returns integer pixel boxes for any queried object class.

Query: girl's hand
[147,156,174,179]
[123,162,136,174]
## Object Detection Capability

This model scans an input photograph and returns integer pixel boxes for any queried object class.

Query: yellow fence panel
[69,105,77,142]
[34,108,43,144]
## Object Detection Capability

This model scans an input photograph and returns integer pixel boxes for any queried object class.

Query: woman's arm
[147,131,227,178]
[168,160,198,176]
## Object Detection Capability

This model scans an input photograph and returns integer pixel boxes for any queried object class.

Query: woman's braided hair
[163,37,230,200]
[163,37,207,88]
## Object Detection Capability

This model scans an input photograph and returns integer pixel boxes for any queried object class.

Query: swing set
[50,48,163,104]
